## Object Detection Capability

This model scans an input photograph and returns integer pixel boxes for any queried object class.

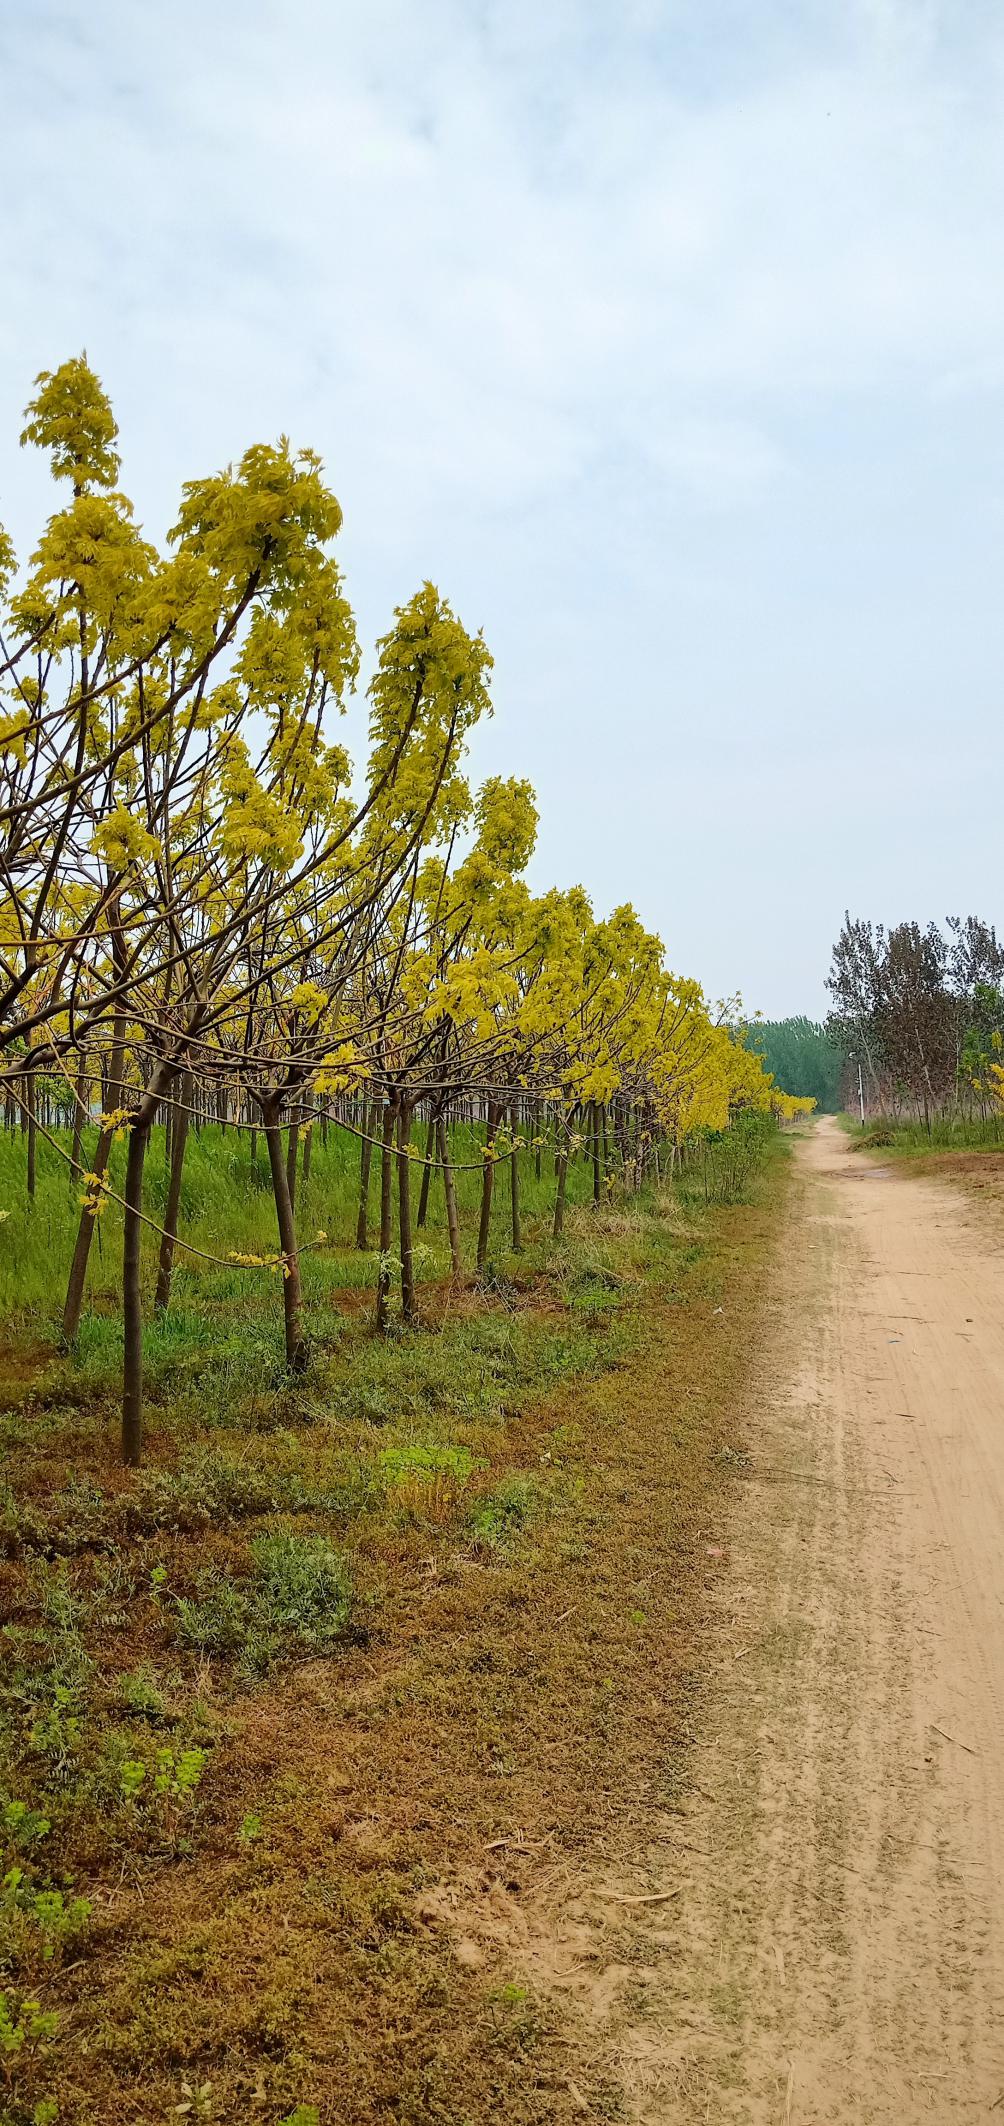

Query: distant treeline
[751,1018,844,1113]
[826,914,1004,1127]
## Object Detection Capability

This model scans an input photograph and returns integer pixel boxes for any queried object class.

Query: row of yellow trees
[0,358,810,1464]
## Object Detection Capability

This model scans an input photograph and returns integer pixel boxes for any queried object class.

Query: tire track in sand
[564,1117,1004,2122]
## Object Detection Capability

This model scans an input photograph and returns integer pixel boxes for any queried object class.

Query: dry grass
[0,1160,789,2126]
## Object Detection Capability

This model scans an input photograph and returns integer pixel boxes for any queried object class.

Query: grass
[838,1108,1004,1155]
[840,1106,1004,1212]
[0,1116,600,1321]
[0,1112,788,2124]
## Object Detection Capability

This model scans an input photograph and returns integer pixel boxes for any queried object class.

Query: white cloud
[2,0,1003,1013]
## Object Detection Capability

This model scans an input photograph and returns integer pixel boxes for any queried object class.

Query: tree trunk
[301,1120,312,1189]
[70,1058,88,1177]
[398,1103,416,1322]
[122,1111,153,1468]
[286,1112,300,1213]
[264,1101,308,1373]
[155,1071,192,1316]
[553,1139,569,1241]
[510,1099,522,1252]
[591,1101,601,1206]
[356,1102,374,1250]
[416,1112,437,1228]
[476,1101,501,1276]
[376,1096,398,1331]
[24,1071,36,1200]
[63,1012,127,1342]
[437,1115,462,1278]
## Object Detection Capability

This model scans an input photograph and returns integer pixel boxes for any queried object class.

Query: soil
[498,1116,1004,2120]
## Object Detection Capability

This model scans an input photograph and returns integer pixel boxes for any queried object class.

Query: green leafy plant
[0,1809,49,1859]
[119,1745,208,1816]
[0,1874,90,1971]
[176,1533,352,1675]
[0,1989,58,2073]
[26,1691,81,1777]
[379,1442,477,1486]
[116,1665,166,1722]
[174,2080,215,2120]
[467,1474,541,1551]
[155,1748,208,1801]
[118,1760,146,1802]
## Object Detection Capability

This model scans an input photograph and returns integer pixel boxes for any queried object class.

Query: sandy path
[562,1117,1004,2121]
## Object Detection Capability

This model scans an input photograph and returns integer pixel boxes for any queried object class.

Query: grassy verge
[837,1110,1004,1156]
[0,1130,791,2126]
[837,1112,1004,1208]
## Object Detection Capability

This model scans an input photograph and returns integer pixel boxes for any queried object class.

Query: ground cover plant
[0,1120,792,2124]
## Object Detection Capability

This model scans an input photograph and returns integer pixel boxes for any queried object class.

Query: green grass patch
[175,1532,353,1676]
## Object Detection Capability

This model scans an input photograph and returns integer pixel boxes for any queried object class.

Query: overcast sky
[2,0,1002,1016]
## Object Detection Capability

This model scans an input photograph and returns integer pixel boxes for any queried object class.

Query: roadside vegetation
[0,1115,791,2125]
[827,912,1004,1142]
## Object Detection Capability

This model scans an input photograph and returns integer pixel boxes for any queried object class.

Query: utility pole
[850,1052,865,1127]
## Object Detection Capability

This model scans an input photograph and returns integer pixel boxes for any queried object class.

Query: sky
[1,0,1002,1017]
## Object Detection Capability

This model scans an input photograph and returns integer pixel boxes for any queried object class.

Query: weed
[379,1441,482,1524]
[175,2079,215,2120]
[379,1443,477,1487]
[252,1531,352,1652]
[121,1448,352,1534]
[0,1796,90,1985]
[27,1690,83,1781]
[468,1474,542,1551]
[119,1746,208,1805]
[0,1871,91,1975]
[176,1533,352,1675]
[0,1989,58,2073]
[116,1665,167,1723]
[114,1742,210,1854]
[0,1811,48,1860]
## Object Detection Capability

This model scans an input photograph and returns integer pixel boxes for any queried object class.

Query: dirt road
[548,1117,1004,2121]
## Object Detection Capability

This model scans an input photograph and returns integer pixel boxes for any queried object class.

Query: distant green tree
[751,1017,844,1112]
